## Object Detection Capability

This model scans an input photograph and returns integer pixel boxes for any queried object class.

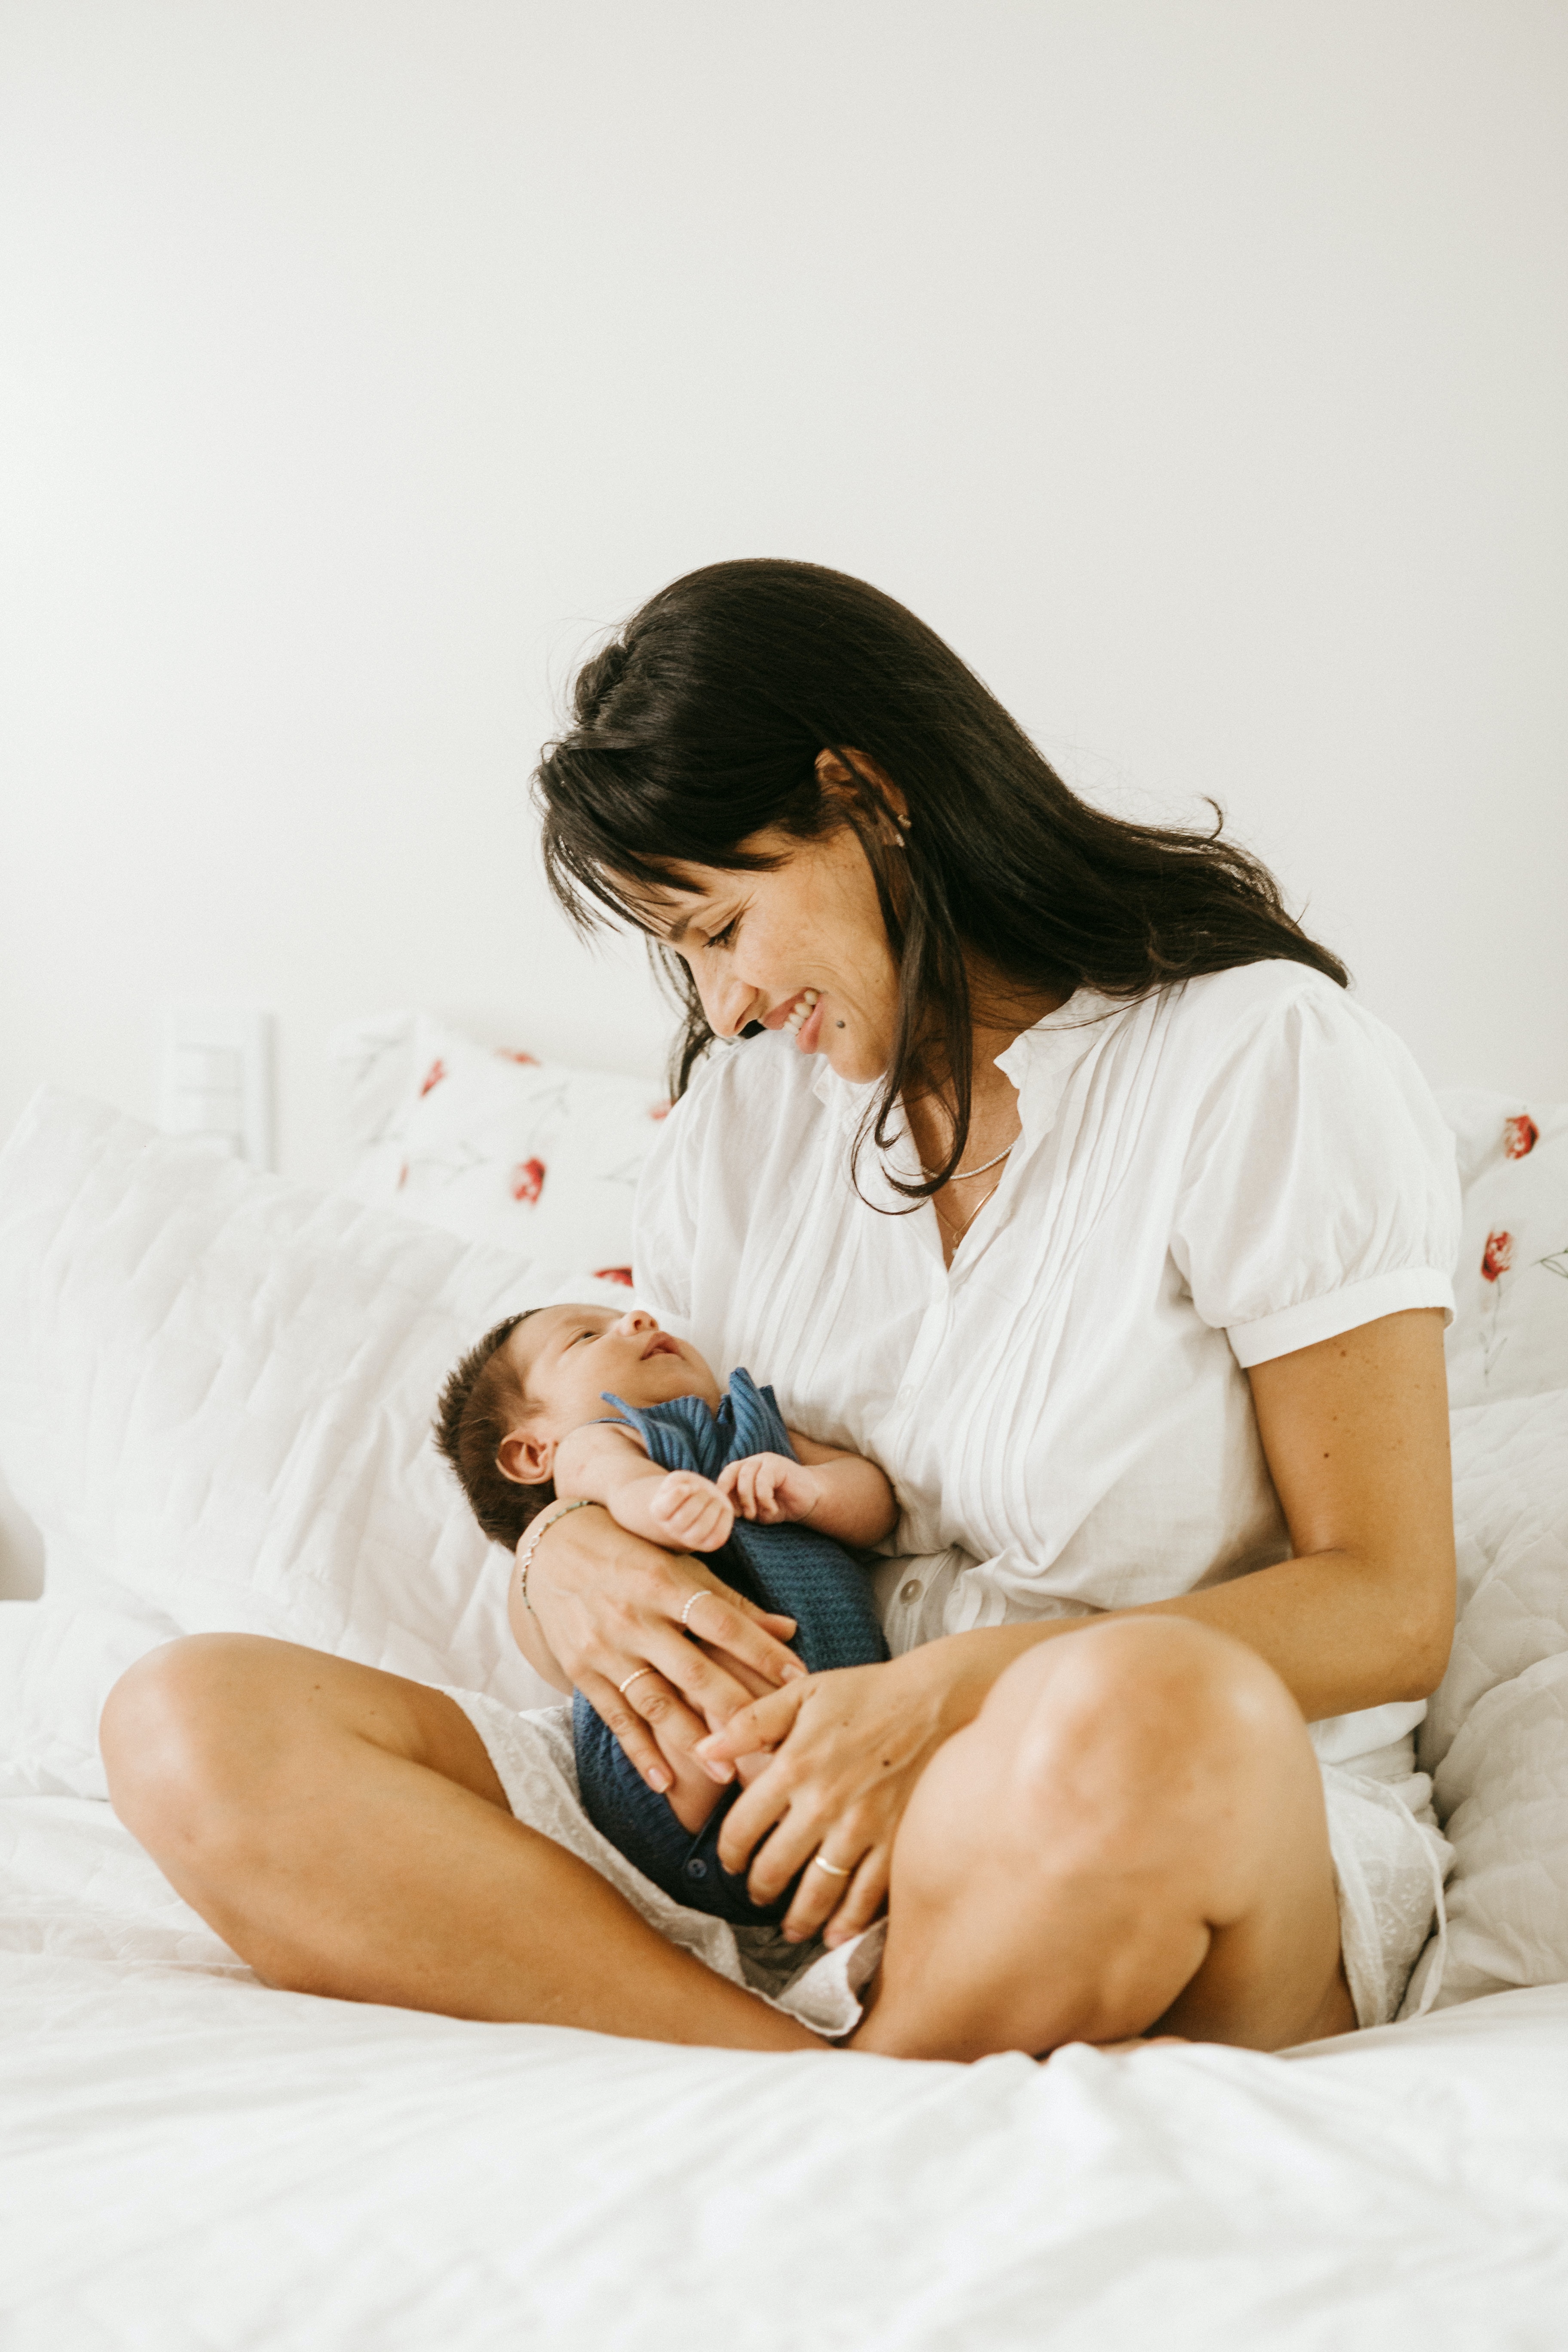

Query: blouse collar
[992,989,1130,1147]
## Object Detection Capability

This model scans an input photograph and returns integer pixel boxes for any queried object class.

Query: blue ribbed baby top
[572,1367,889,1926]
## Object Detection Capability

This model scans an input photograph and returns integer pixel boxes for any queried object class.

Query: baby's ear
[497,1427,554,1486]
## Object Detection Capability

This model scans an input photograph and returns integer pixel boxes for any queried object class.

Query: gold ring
[809,1853,853,1878]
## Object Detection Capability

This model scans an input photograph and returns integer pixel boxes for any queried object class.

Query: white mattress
[3,1794,1566,2351]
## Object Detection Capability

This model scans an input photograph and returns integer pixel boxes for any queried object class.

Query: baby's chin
[612,1359,721,1412]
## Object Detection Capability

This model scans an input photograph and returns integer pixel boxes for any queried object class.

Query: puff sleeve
[1169,974,1461,1368]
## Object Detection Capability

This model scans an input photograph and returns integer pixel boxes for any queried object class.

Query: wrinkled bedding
[4,1794,1568,2352]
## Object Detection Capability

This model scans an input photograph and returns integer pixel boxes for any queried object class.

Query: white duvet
[3,1793,1568,2352]
[1,1088,1567,2348]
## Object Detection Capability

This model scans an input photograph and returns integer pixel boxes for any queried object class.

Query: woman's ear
[497,1426,555,1487]
[814,746,909,833]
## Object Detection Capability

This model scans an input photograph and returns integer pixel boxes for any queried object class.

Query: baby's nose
[615,1309,655,1336]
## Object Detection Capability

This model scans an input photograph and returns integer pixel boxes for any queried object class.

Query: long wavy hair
[534,558,1347,1197]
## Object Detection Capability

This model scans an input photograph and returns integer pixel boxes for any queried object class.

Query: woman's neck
[903,975,1067,1183]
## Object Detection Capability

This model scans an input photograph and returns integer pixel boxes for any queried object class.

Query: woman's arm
[1177,1305,1456,1712]
[697,1309,1455,1944]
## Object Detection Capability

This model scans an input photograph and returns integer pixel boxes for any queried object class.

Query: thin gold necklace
[934,1188,990,1248]
[931,1153,1012,1248]
[945,1142,1014,1181]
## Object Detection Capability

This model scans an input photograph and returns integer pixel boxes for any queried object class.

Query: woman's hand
[693,1646,982,1947]
[518,1505,805,1797]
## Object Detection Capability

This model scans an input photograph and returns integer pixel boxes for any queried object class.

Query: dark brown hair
[534,558,1348,1195]
[432,1313,554,1548]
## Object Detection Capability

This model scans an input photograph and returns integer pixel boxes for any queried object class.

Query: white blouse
[633,963,1459,1736]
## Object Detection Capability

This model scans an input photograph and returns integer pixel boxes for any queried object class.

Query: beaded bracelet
[515,1498,596,1615]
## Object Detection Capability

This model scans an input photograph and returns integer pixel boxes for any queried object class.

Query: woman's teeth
[782,989,820,1039]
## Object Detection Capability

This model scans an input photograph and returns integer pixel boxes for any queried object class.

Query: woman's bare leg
[851,1617,1355,2061]
[101,1635,821,2052]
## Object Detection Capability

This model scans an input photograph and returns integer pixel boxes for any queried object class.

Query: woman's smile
[778,989,822,1049]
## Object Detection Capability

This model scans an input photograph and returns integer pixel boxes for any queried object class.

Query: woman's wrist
[516,1498,606,1616]
[911,1621,1081,1738]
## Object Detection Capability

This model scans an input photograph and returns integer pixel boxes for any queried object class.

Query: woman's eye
[704,916,739,953]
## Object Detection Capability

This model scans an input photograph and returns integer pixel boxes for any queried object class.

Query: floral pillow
[1439,1089,1568,1408]
[331,1012,669,1281]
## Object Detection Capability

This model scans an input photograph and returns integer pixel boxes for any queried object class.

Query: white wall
[2,0,1565,1192]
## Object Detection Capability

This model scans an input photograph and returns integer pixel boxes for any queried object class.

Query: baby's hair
[433,1311,555,1548]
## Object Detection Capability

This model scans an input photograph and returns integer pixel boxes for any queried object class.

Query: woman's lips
[782,988,824,1051]
[796,995,826,1054]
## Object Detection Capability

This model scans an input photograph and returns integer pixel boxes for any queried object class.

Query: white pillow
[1417,1385,1568,2006]
[1433,1651,1568,2007]
[1423,1388,1568,1773]
[331,1011,669,1277]
[1437,1088,1568,1409]
[0,1090,642,1796]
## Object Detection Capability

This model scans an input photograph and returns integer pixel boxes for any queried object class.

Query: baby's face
[505,1306,721,1440]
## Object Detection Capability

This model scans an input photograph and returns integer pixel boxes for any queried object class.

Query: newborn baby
[435,1304,895,1924]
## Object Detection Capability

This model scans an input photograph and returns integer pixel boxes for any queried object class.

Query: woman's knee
[101,1633,301,1851]
[102,1632,507,1860]
[987,1617,1302,1842]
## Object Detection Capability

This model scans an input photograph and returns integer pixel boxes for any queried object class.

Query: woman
[102,560,1459,2059]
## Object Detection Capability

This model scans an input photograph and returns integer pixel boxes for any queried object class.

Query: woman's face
[627,806,902,1086]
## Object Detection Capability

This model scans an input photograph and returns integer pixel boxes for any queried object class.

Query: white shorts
[445,1689,1453,2041]
[1318,1744,1453,2027]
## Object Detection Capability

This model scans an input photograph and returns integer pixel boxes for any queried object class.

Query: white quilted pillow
[1418,1386,1568,2008]
[331,1011,668,1277]
[1433,1652,1568,2009]
[1423,1389,1568,1773]
[0,1091,642,1797]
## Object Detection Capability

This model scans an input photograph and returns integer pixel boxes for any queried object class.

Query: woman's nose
[700,969,761,1041]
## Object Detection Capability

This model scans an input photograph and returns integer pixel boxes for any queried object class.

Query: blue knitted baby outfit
[572,1368,890,1926]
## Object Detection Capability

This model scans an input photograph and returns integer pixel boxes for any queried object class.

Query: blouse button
[684,1859,708,1880]
[899,1580,924,1605]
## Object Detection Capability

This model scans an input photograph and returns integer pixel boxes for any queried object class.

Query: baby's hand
[717,1452,823,1525]
[647,1470,734,1553]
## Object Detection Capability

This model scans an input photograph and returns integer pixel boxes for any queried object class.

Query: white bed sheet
[3,1794,1566,2352]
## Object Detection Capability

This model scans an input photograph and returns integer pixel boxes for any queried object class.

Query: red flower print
[1481,1229,1513,1283]
[1504,1115,1539,1160]
[497,1049,539,1066]
[510,1158,546,1206]
[594,1265,634,1287]
[648,1102,671,1121]
[419,1059,447,1098]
